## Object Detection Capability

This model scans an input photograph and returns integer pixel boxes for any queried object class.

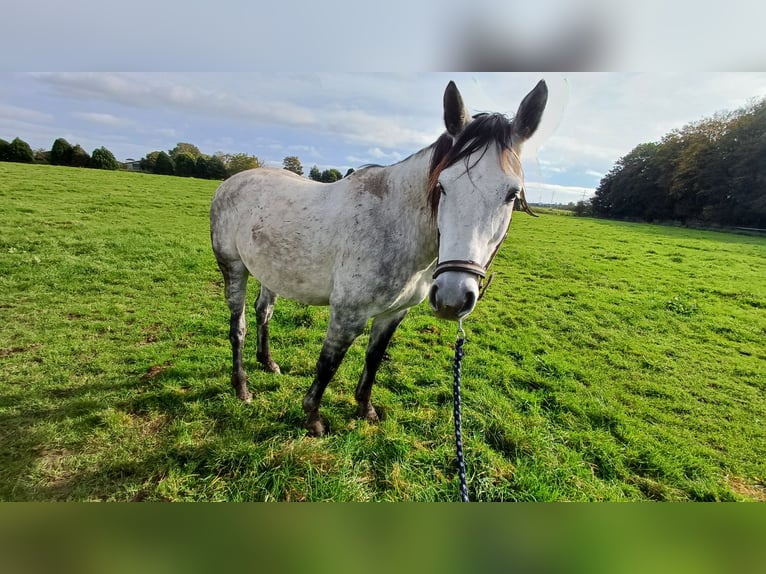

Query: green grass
[2,162,765,501]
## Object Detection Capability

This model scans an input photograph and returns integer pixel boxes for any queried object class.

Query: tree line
[1,136,354,183]
[137,143,263,179]
[137,146,352,181]
[0,137,121,170]
[587,96,766,228]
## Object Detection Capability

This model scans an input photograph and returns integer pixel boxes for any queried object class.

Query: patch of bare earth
[141,362,172,381]
[727,476,766,501]
[0,344,41,358]
[37,449,76,499]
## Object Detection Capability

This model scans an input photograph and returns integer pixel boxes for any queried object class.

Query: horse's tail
[210,178,241,265]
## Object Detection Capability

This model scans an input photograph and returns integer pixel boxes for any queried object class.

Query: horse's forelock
[501,146,522,175]
[427,134,454,217]
[427,113,517,218]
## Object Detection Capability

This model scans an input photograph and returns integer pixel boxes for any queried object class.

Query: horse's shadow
[0,358,303,500]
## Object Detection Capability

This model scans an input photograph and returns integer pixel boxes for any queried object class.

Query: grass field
[1,162,765,501]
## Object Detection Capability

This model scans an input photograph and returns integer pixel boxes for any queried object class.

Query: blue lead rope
[453,320,469,502]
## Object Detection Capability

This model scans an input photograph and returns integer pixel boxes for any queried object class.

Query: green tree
[169,142,201,159]
[70,144,90,167]
[226,153,261,176]
[140,151,161,173]
[174,151,196,177]
[50,138,73,166]
[194,155,211,179]
[154,151,175,175]
[89,146,120,170]
[206,155,227,180]
[665,115,730,223]
[345,168,355,177]
[594,95,766,228]
[573,199,593,217]
[283,156,303,175]
[309,165,322,181]
[7,137,35,163]
[593,143,660,219]
[34,148,50,164]
[320,168,342,183]
[0,138,9,161]
[716,98,766,227]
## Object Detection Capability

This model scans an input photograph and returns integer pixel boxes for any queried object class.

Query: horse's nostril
[460,290,476,315]
[428,284,439,310]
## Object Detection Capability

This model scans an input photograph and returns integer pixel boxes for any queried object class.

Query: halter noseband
[432,259,487,280]
[431,229,506,302]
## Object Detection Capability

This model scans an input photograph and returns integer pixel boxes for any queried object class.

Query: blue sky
[2,73,766,204]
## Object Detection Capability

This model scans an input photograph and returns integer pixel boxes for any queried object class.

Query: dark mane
[427,112,516,217]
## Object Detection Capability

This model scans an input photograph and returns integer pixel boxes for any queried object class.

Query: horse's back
[210,169,339,303]
[211,168,316,247]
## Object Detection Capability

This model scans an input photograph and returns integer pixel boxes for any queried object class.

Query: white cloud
[33,72,319,128]
[0,104,52,123]
[345,155,371,165]
[287,144,322,158]
[152,128,178,138]
[367,147,403,161]
[540,72,766,177]
[72,112,133,128]
[32,72,440,150]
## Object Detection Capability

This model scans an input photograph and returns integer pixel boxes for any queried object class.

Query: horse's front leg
[302,310,367,436]
[355,309,408,423]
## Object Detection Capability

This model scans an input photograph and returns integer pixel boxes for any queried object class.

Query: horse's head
[427,79,548,321]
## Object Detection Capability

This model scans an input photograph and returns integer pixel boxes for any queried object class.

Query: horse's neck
[382,147,439,262]
[385,148,433,221]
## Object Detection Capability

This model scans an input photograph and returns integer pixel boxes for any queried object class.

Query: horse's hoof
[267,361,281,374]
[232,373,252,403]
[258,357,281,374]
[357,403,379,423]
[305,413,327,437]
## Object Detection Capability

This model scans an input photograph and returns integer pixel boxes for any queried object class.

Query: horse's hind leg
[302,309,367,436]
[219,259,252,402]
[355,309,408,423]
[255,285,280,373]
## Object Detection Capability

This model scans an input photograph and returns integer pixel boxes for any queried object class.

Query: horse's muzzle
[428,272,480,321]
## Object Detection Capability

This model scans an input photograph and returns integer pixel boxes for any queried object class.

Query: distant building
[122,158,142,171]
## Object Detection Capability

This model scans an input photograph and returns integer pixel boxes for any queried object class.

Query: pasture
[1,162,764,501]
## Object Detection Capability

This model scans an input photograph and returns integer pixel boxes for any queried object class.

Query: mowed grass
[1,162,765,501]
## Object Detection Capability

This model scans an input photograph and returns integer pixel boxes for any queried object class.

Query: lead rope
[453,319,469,502]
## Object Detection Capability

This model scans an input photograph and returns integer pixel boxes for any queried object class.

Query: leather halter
[431,186,535,299]
[432,217,511,301]
[432,259,487,279]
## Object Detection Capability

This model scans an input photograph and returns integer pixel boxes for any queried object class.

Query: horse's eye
[437,183,446,196]
[505,186,520,203]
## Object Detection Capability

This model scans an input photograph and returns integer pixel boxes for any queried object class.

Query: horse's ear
[512,79,548,145]
[443,81,470,137]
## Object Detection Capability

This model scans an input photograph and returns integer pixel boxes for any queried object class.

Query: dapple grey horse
[210,79,548,435]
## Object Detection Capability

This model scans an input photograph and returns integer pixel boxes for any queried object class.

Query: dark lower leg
[255,286,280,373]
[229,312,251,402]
[355,311,407,421]
[302,314,366,436]
[220,259,250,403]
